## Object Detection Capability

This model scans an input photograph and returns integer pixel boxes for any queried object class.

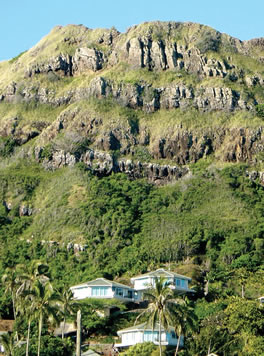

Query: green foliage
[121,342,158,356]
[133,146,152,162]
[256,103,264,118]
[224,297,264,336]
[196,29,221,53]
[0,137,17,157]
[15,335,73,356]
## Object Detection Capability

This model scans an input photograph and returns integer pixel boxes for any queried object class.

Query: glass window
[91,287,108,296]
[176,279,181,286]
[144,331,152,342]
[116,288,123,296]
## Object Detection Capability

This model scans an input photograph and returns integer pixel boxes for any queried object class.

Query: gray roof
[71,278,132,290]
[131,268,192,281]
[117,322,174,335]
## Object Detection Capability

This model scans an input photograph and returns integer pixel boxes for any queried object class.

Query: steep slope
[0,21,264,249]
[0,21,264,179]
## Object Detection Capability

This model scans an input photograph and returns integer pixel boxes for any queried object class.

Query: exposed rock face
[32,125,264,179]
[35,147,189,184]
[246,170,264,185]
[26,54,73,77]
[1,21,264,177]
[72,48,104,72]
[23,40,230,80]
[5,75,250,112]
[19,205,33,216]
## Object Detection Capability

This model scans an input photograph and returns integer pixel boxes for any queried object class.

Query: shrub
[121,342,158,356]
[196,30,221,53]
[256,103,264,118]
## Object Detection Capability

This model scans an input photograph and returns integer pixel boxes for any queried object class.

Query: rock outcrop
[34,147,189,184]
[2,76,252,112]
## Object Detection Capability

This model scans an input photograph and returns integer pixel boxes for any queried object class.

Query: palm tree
[59,287,80,339]
[30,280,61,356]
[171,297,197,356]
[0,332,16,356]
[135,277,176,356]
[15,260,50,355]
[2,267,18,320]
[16,290,35,356]
[16,260,49,294]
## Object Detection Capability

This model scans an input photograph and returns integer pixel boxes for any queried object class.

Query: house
[0,320,14,353]
[54,322,77,337]
[130,268,193,300]
[70,278,138,302]
[258,296,264,304]
[115,322,183,349]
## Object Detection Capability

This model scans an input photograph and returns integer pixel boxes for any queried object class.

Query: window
[181,279,186,288]
[116,288,123,297]
[91,287,108,296]
[176,279,181,287]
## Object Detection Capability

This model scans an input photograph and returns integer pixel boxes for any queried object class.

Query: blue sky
[1,0,264,61]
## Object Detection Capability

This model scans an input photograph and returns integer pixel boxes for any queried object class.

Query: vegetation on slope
[1,20,264,355]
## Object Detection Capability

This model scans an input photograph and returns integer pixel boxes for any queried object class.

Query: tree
[16,290,35,356]
[58,288,79,339]
[15,260,50,356]
[30,280,61,356]
[171,297,197,356]
[135,277,176,356]
[0,332,16,356]
[122,342,157,356]
[2,267,18,320]
[16,260,49,294]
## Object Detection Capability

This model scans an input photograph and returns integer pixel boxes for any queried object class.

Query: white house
[115,322,183,349]
[258,296,264,304]
[131,268,193,300]
[70,278,138,302]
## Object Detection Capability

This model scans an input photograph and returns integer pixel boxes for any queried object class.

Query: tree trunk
[11,291,16,320]
[174,326,182,356]
[62,317,65,339]
[37,314,43,356]
[159,316,162,356]
[76,309,81,356]
[242,284,245,298]
[12,291,19,342]
[175,332,181,356]
[26,319,31,356]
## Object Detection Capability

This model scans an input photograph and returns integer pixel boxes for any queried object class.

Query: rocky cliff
[0,21,264,183]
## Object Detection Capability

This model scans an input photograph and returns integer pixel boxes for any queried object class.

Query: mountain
[1,21,264,354]
[1,21,264,172]
[0,21,264,280]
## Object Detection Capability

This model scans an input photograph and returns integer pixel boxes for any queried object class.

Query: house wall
[122,331,143,346]
[121,330,179,346]
[167,332,182,346]
[133,277,152,290]
[72,286,113,299]
[72,285,136,301]
[133,276,189,294]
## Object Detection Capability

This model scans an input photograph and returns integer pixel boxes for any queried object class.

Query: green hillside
[1,21,264,355]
